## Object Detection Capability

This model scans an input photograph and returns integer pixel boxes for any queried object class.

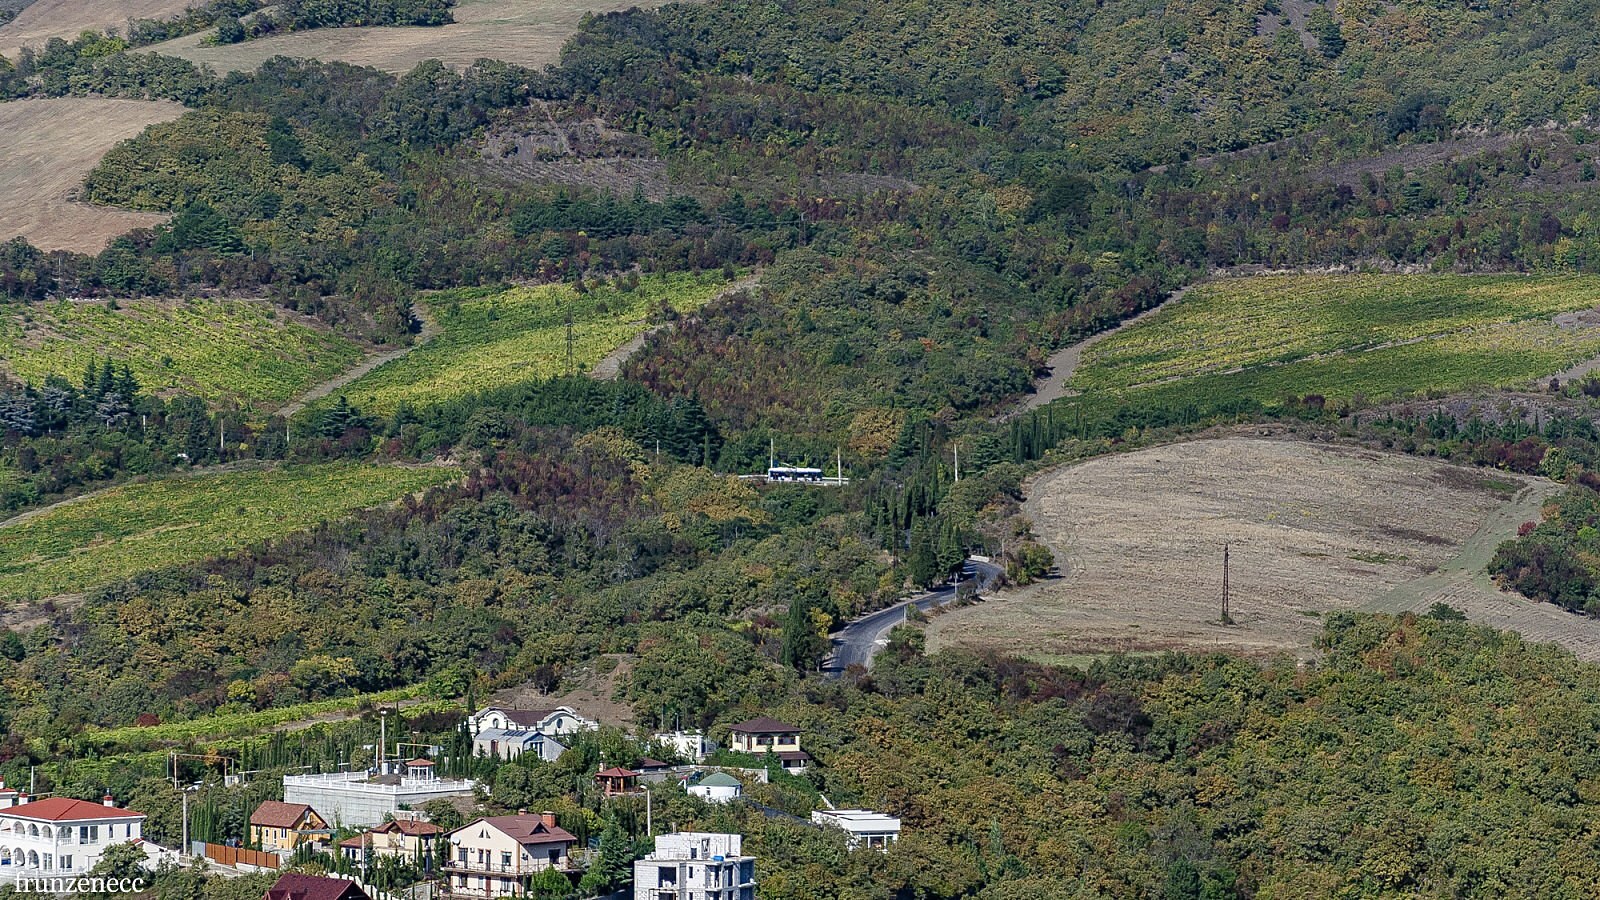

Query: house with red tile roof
[249,801,330,853]
[0,794,145,884]
[262,872,370,900]
[443,813,578,896]
[337,816,444,864]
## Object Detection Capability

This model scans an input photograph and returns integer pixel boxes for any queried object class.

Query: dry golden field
[925,436,1600,662]
[0,0,199,58]
[147,0,670,75]
[0,97,185,253]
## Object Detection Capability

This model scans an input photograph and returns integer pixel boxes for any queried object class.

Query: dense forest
[9,0,1600,896]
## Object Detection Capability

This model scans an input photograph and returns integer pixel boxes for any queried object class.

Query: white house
[687,773,742,804]
[472,729,567,763]
[443,813,578,897]
[810,809,901,851]
[652,731,714,762]
[467,707,595,737]
[633,832,755,900]
[0,796,146,884]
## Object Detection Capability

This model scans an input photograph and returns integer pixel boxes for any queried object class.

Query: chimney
[17,791,28,804]
[539,812,557,829]
[103,794,116,808]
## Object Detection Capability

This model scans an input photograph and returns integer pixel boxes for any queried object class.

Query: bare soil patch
[0,0,194,58]
[147,0,670,75]
[925,436,1600,661]
[489,654,636,728]
[0,97,185,252]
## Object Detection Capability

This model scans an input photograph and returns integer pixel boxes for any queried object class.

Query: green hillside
[0,462,458,601]
[324,272,730,414]
[1072,274,1600,406]
[0,298,363,408]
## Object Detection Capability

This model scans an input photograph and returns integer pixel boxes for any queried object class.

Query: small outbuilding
[687,772,743,804]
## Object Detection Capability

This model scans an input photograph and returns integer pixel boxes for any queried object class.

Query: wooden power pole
[1221,542,1234,625]
[565,308,575,375]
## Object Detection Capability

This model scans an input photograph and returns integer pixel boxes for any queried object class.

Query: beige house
[339,816,443,863]
[727,717,811,772]
[249,801,330,853]
[443,813,577,897]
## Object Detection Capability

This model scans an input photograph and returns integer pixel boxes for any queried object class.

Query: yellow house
[249,801,331,852]
[339,817,444,863]
[727,716,811,772]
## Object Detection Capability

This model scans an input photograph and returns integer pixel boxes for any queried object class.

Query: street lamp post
[180,783,201,857]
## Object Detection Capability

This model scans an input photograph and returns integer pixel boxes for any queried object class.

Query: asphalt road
[821,558,1004,677]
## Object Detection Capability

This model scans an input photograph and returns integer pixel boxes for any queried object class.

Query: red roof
[458,815,576,847]
[377,819,442,836]
[405,758,434,767]
[2,797,144,821]
[729,716,800,734]
[339,834,367,848]
[263,873,370,900]
[250,801,322,829]
[595,767,639,779]
[635,758,671,770]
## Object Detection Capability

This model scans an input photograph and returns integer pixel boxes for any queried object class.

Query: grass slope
[0,462,458,601]
[0,98,185,253]
[1071,274,1600,408]
[1,298,364,408]
[328,272,730,414]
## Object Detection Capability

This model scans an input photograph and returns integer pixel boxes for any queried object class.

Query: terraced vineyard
[325,272,731,414]
[1069,274,1600,408]
[1,298,364,408]
[0,462,458,602]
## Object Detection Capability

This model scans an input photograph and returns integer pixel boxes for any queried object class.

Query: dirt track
[926,436,1600,661]
[1009,286,1192,417]
[589,273,760,381]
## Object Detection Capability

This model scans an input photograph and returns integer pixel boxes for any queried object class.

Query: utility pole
[565,307,575,375]
[953,443,960,482]
[1221,542,1233,625]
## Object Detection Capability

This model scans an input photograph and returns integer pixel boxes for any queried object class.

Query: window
[59,855,72,871]
[501,851,511,870]
[458,848,468,864]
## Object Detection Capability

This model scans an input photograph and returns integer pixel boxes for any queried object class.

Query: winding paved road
[822,558,1003,676]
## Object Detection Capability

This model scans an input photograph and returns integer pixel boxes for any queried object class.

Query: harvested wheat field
[927,436,1600,663]
[0,97,185,252]
[0,0,197,58]
[149,0,670,75]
